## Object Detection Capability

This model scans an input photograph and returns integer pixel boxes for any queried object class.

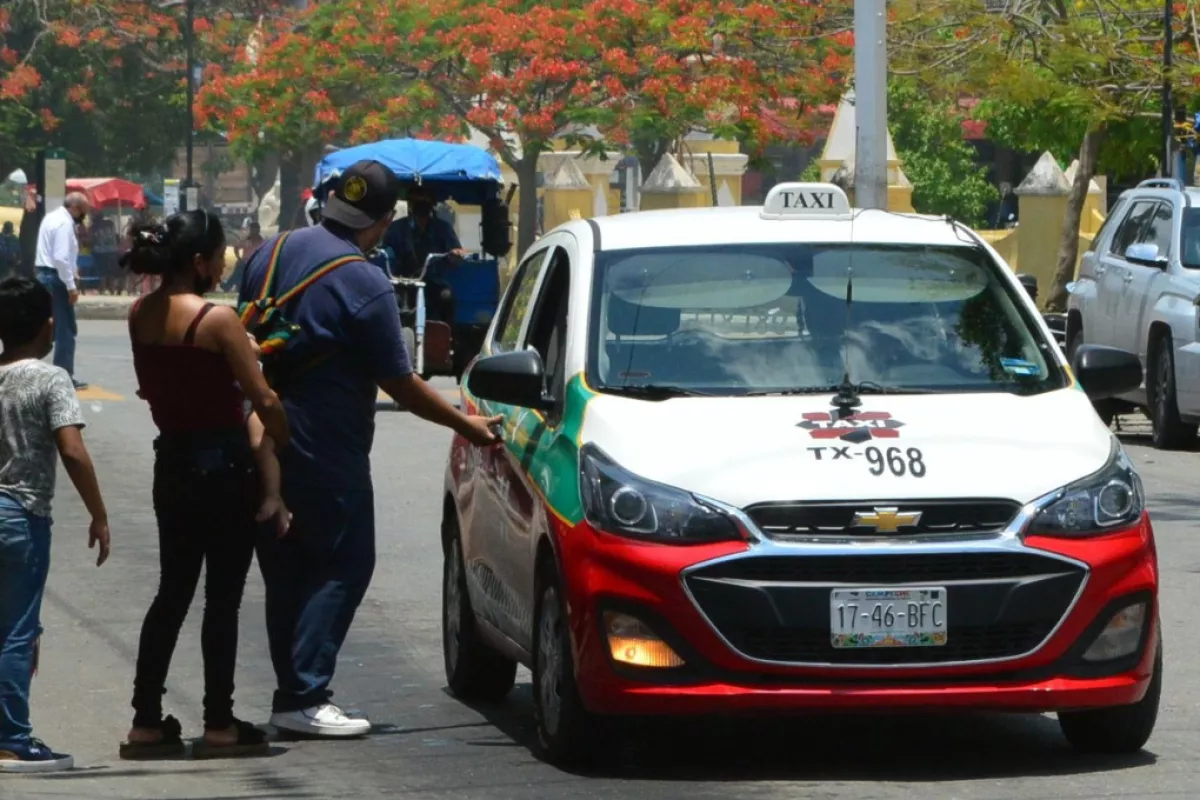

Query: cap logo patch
[343,176,368,203]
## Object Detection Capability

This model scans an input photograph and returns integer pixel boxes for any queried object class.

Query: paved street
[2,320,1198,800]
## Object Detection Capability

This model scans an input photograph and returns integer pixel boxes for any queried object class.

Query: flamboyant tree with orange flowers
[200,0,852,251]
[0,0,292,182]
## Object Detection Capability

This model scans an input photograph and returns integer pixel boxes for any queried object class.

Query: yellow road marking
[77,386,124,402]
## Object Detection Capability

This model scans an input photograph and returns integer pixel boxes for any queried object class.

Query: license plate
[830,587,948,648]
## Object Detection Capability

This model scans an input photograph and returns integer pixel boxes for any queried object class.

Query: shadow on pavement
[453,682,1156,782]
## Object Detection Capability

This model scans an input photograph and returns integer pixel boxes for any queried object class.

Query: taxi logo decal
[797,411,904,441]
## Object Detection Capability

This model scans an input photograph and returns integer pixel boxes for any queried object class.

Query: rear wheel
[442,517,517,703]
[1148,332,1197,450]
[1059,633,1162,754]
[532,568,613,767]
[1067,327,1115,426]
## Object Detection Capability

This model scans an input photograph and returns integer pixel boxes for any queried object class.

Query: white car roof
[569,183,976,252]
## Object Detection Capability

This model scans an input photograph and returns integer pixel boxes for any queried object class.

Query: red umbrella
[65,178,148,210]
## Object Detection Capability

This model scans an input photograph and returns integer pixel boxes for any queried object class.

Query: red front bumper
[554,514,1159,717]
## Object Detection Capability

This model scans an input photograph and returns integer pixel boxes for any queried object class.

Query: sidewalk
[75,293,237,320]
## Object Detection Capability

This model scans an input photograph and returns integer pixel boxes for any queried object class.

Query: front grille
[692,552,1071,584]
[746,499,1022,540]
[686,552,1085,665]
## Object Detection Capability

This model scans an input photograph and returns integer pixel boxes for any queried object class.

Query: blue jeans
[256,480,376,713]
[36,269,76,379]
[0,494,51,747]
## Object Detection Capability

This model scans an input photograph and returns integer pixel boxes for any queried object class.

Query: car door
[484,241,574,652]
[1116,201,1173,363]
[1100,199,1157,348]
[462,245,552,641]
[1075,196,1127,344]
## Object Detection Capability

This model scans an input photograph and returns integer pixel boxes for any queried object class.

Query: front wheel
[442,519,517,703]
[1059,633,1162,754]
[532,570,613,767]
[1149,333,1198,450]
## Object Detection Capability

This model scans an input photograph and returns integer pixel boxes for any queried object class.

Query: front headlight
[1025,439,1145,537]
[579,444,742,544]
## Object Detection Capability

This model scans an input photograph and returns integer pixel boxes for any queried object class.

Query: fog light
[603,611,685,668]
[1082,602,1147,662]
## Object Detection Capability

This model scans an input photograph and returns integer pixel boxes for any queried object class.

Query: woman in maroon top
[118,209,290,760]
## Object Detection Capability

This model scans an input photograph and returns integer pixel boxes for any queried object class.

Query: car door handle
[1094,265,1107,275]
[1124,272,1134,283]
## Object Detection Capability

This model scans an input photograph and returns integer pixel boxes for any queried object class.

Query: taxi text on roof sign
[759,182,853,221]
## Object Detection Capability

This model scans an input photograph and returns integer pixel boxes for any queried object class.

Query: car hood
[578,388,1113,509]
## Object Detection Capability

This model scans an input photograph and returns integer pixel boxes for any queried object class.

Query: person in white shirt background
[35,192,91,390]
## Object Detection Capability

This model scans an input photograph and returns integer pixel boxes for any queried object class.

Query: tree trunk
[278,147,321,231]
[1046,128,1105,312]
[516,153,541,259]
[250,150,280,207]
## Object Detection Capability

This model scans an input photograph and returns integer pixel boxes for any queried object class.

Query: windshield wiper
[745,382,939,397]
[604,384,716,400]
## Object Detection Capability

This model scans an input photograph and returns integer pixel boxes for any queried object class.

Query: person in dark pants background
[238,161,500,738]
[34,193,90,390]
[119,210,291,760]
[0,223,20,279]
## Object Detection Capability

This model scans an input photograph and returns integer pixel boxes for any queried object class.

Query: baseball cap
[322,160,401,230]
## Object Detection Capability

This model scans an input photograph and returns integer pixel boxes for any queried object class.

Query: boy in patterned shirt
[0,276,111,773]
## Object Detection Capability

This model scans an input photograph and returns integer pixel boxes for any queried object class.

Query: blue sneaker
[0,739,74,773]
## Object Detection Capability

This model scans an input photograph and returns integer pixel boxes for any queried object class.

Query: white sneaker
[270,704,372,738]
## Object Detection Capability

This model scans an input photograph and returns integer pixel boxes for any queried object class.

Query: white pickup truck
[1067,178,1200,449]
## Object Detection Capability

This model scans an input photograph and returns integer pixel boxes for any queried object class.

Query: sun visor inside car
[607,294,681,337]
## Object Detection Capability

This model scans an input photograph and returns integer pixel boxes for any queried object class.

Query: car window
[1181,208,1200,268]
[492,248,547,353]
[1088,197,1127,253]
[1111,201,1156,258]
[587,243,1068,397]
[524,247,571,406]
[1136,202,1173,260]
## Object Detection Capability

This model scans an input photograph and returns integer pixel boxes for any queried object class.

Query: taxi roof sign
[760,182,853,220]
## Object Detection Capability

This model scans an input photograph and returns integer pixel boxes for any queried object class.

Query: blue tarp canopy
[314,138,505,206]
[142,187,164,207]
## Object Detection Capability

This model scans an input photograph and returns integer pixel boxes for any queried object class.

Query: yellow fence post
[639,153,707,211]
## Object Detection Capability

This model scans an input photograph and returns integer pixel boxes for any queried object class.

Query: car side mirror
[467,349,555,410]
[1071,344,1142,401]
[1125,242,1167,268]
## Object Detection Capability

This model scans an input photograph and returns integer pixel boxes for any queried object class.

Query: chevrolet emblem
[850,507,923,534]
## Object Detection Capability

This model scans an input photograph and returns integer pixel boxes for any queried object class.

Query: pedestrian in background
[118,210,290,761]
[0,223,19,279]
[0,276,111,773]
[238,160,500,738]
[34,193,90,390]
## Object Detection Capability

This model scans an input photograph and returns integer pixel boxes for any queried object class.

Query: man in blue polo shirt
[239,160,501,738]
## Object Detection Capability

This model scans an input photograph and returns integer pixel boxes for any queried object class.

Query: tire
[442,517,517,704]
[1067,327,1115,427]
[1059,632,1162,754]
[532,568,613,767]
[1148,333,1198,450]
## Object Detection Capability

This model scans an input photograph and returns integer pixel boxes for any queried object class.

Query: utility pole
[1163,0,1174,180]
[184,0,195,211]
[854,0,888,210]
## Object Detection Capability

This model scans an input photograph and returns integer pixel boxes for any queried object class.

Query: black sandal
[119,715,186,760]
[192,719,269,760]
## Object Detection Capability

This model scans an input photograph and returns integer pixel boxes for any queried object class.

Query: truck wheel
[1059,633,1162,754]
[1067,328,1114,426]
[532,568,613,767]
[442,517,517,703]
[1149,333,1198,450]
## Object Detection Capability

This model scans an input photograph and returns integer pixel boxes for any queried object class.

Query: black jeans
[131,430,260,730]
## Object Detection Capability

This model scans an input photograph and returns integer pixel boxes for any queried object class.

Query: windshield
[587,243,1068,396]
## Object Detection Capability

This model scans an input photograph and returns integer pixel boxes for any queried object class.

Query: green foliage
[888,79,996,227]
[799,158,821,182]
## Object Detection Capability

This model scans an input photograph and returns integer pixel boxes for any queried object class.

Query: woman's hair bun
[120,222,171,275]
